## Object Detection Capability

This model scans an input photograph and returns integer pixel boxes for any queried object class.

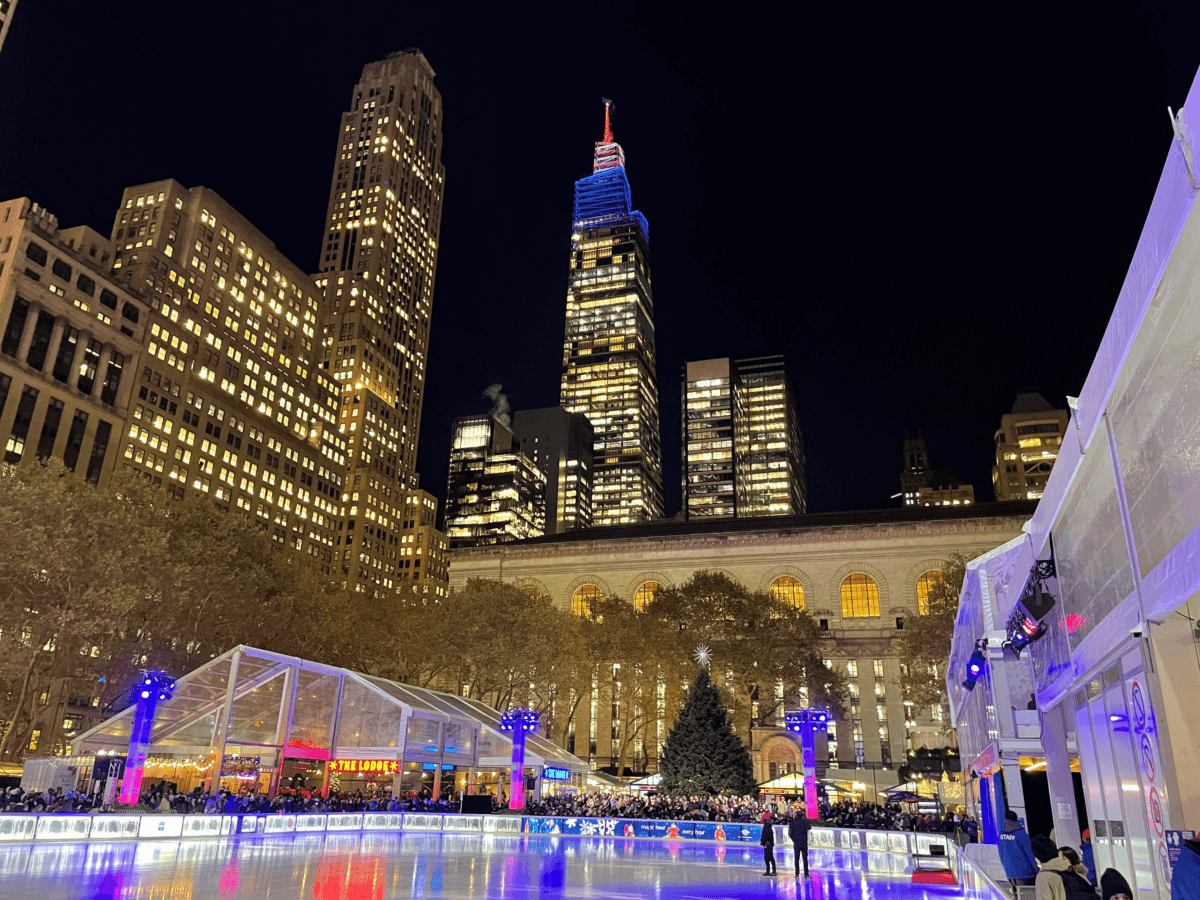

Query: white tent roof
[71,645,588,775]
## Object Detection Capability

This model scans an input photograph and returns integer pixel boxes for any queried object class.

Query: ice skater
[789,807,812,878]
[761,811,778,876]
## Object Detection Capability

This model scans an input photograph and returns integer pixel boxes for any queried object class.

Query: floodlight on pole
[499,709,539,811]
[784,708,828,819]
[119,670,176,804]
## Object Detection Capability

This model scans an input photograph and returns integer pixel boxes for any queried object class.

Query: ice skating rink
[0,831,966,899]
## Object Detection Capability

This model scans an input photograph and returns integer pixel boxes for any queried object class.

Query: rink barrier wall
[0,812,970,862]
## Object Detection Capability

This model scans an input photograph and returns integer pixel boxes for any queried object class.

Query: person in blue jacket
[1172,837,1200,900]
[1080,830,1095,885]
[999,810,1039,899]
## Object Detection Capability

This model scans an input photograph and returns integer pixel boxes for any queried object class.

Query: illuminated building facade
[992,391,1070,501]
[313,50,447,592]
[681,355,805,519]
[681,358,742,518]
[399,487,448,596]
[445,414,546,548]
[109,180,346,567]
[449,501,1035,776]
[511,406,593,535]
[559,103,663,527]
[0,198,145,488]
[737,355,806,517]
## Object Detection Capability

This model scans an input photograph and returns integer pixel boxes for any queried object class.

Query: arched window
[916,570,943,615]
[572,584,602,618]
[634,581,658,612]
[840,574,880,617]
[769,575,805,610]
[517,582,548,602]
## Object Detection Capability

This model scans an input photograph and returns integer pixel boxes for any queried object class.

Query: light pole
[119,671,176,805]
[784,708,828,820]
[499,709,539,812]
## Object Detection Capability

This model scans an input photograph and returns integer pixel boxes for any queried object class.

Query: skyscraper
[512,406,594,534]
[992,391,1070,501]
[313,50,447,592]
[559,102,663,527]
[680,355,806,519]
[737,355,807,517]
[0,199,145,487]
[445,414,545,548]
[107,180,347,563]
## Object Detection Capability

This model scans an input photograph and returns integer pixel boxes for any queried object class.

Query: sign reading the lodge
[329,759,398,775]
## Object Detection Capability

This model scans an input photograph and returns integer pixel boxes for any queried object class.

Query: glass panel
[225,667,288,746]
[1109,264,1200,577]
[1053,438,1134,649]
[442,722,475,761]
[287,670,341,750]
[334,677,403,749]
[406,717,441,755]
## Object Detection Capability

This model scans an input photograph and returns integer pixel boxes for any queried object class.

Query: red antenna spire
[602,98,614,143]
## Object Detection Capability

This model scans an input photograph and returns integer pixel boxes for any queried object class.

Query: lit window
[634,581,658,612]
[916,570,943,615]
[572,584,602,618]
[840,574,880,618]
[769,575,805,610]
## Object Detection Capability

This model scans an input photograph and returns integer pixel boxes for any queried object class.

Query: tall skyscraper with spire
[313,50,448,594]
[559,102,663,526]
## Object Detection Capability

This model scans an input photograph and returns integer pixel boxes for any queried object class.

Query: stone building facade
[447,502,1036,788]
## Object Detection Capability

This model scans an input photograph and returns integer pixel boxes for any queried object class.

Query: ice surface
[0,831,966,899]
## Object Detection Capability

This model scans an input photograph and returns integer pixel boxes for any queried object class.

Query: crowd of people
[992,809,1197,900]
[820,800,980,839]
[525,793,980,838]
[0,785,466,815]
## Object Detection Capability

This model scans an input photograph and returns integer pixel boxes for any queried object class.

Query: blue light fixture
[962,640,988,691]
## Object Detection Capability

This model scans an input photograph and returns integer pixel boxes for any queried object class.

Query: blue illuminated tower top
[572,101,650,237]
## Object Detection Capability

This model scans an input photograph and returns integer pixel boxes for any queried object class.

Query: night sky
[3,4,1199,516]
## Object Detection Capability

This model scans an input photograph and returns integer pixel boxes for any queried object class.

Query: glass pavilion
[69,645,587,799]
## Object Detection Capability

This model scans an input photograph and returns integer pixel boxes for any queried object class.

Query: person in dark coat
[760,812,777,876]
[788,809,812,878]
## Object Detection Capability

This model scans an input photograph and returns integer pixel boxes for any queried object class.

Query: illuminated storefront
[950,70,1200,900]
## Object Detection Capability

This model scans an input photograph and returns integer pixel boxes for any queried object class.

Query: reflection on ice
[0,830,966,900]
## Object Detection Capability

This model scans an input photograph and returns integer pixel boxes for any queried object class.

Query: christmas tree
[658,667,757,796]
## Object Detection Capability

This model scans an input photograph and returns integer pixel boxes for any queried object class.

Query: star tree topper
[693,645,712,668]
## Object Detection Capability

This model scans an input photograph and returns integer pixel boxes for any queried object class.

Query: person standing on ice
[789,807,812,878]
[761,811,778,876]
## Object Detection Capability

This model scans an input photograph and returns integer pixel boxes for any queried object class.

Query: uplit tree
[645,570,844,740]
[898,553,973,716]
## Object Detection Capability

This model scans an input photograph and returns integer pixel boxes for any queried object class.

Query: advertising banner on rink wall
[521,816,764,844]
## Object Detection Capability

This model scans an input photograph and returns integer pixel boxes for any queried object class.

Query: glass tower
[681,355,806,519]
[559,103,663,526]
